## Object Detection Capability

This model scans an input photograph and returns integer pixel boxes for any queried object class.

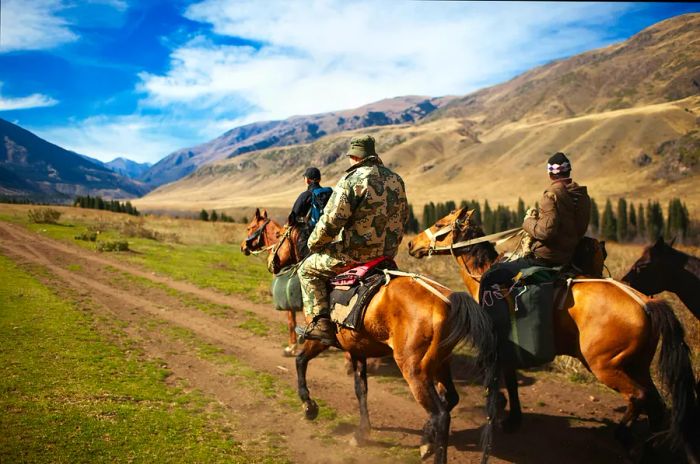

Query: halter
[246,219,274,255]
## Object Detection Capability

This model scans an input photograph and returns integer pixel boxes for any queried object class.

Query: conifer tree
[628,203,637,241]
[200,209,209,221]
[616,198,628,242]
[637,203,646,239]
[405,204,420,233]
[483,200,494,234]
[517,198,526,221]
[210,210,218,222]
[601,199,617,241]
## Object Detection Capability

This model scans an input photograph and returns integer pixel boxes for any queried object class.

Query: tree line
[593,197,691,242]
[74,195,139,216]
[199,209,237,223]
[405,196,694,243]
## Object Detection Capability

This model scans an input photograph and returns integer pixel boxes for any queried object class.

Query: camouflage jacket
[307,156,408,263]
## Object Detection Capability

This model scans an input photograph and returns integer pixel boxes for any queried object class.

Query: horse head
[407,207,481,258]
[241,208,273,255]
[621,237,672,294]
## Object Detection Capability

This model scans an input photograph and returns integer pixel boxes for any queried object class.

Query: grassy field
[0,253,288,463]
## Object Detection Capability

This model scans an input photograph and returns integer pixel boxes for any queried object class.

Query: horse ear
[254,208,261,219]
[262,209,268,218]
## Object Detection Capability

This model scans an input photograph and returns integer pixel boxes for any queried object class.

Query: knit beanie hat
[547,152,571,175]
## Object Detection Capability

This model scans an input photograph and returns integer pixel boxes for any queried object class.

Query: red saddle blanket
[331,256,396,287]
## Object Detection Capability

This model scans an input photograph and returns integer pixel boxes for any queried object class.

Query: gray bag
[271,265,302,311]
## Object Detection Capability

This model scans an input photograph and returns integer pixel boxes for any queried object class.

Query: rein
[424,225,522,254]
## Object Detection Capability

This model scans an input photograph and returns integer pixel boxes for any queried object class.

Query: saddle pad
[330,273,385,330]
[331,256,396,287]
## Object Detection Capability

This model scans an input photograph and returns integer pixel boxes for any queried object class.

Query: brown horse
[270,222,500,464]
[622,237,700,320]
[408,208,698,461]
[240,208,300,355]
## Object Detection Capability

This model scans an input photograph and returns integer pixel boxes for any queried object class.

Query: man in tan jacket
[480,152,591,307]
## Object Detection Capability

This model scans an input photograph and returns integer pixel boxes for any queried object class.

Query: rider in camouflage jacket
[299,135,408,344]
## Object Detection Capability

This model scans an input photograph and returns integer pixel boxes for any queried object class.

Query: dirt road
[0,221,633,463]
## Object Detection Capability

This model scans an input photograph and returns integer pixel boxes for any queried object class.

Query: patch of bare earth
[0,222,641,463]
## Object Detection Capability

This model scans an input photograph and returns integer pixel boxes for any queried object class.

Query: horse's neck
[672,256,700,314]
[455,243,499,302]
[263,222,282,246]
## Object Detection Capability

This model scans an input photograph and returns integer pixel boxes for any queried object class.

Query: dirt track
[0,221,637,463]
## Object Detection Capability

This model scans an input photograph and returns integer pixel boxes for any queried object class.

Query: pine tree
[445,200,456,213]
[589,198,600,235]
[422,204,432,229]
[200,209,209,221]
[517,198,526,222]
[483,200,494,234]
[637,203,646,240]
[628,203,637,241]
[616,198,628,242]
[647,201,664,240]
[601,199,617,241]
[405,204,420,233]
[210,210,219,222]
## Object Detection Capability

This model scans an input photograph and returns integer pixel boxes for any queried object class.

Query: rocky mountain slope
[0,118,148,200]
[106,157,152,179]
[135,13,700,216]
[139,95,454,187]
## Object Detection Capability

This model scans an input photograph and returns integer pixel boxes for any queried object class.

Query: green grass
[0,254,286,463]
[239,311,270,336]
[13,217,272,303]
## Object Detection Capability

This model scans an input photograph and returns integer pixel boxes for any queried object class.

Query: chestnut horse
[622,237,700,320]
[269,222,500,464]
[408,208,698,461]
[240,208,300,355]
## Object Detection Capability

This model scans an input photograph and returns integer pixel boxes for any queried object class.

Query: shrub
[96,240,129,252]
[27,208,61,224]
[74,232,97,242]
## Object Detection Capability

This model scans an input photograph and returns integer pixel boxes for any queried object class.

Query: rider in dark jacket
[288,167,322,226]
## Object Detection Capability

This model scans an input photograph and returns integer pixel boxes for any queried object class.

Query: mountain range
[0,118,148,200]
[135,13,700,216]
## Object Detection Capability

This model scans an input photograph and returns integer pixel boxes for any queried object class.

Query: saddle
[329,256,397,330]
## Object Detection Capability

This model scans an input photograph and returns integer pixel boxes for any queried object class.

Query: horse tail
[446,292,499,464]
[646,300,698,454]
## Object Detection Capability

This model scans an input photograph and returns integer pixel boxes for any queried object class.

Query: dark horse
[408,208,698,462]
[270,222,500,464]
[622,237,700,320]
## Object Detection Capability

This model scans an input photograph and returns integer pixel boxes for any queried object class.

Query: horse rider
[298,135,408,344]
[480,152,591,306]
[288,167,323,226]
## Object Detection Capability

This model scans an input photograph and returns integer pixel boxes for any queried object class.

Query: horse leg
[398,358,450,464]
[436,363,459,412]
[349,354,371,446]
[296,339,329,420]
[500,365,522,433]
[283,309,298,356]
[588,363,647,450]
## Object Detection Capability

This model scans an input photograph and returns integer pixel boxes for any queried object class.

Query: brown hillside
[136,14,700,217]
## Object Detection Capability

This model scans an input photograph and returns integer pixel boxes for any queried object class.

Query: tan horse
[408,208,698,462]
[240,208,300,355]
[270,222,500,464]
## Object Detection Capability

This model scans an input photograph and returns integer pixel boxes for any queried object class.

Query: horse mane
[461,223,499,267]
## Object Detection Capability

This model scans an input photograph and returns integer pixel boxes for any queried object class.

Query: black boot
[302,315,337,346]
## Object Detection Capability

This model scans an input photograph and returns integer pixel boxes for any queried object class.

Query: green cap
[347,135,377,159]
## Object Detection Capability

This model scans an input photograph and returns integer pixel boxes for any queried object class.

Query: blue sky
[0,1,697,164]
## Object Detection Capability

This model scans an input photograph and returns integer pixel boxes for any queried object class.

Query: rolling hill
[0,118,148,200]
[139,95,454,188]
[136,13,700,217]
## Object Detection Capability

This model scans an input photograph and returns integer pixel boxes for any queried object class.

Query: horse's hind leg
[350,355,371,446]
[399,359,450,464]
[296,339,329,420]
[283,309,298,356]
[501,366,522,433]
[436,363,459,411]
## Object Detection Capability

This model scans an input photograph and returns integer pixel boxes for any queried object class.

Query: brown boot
[303,316,337,345]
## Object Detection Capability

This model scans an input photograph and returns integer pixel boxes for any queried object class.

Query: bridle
[245,219,275,255]
[268,225,300,273]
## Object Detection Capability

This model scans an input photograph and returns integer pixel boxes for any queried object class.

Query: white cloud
[31,115,202,164]
[0,0,78,52]
[0,83,59,110]
[137,0,633,124]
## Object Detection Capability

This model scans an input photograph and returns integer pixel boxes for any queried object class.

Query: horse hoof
[303,400,319,420]
[419,443,434,459]
[282,344,298,357]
